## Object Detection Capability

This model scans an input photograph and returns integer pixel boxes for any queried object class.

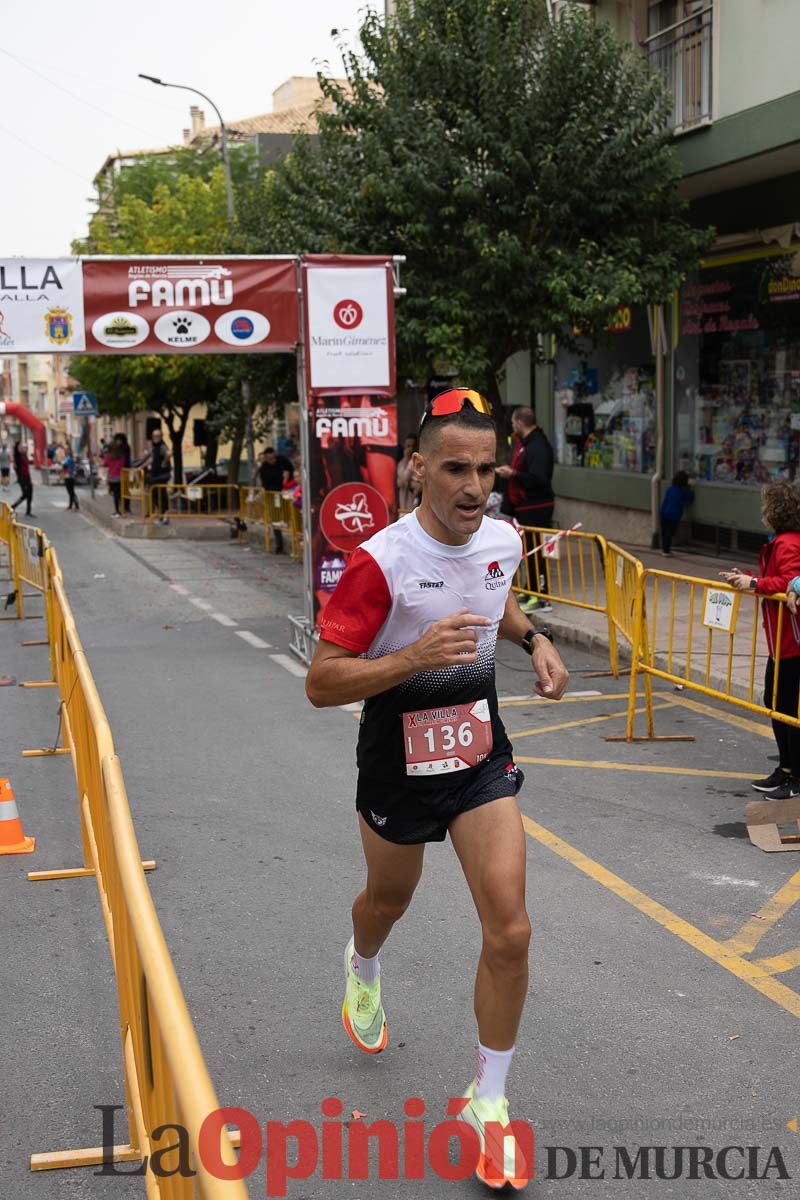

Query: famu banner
[0,259,85,352]
[83,258,299,354]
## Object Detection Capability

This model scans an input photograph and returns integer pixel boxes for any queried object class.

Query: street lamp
[138,74,236,238]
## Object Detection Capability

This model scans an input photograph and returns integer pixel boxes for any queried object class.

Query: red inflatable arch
[0,401,47,467]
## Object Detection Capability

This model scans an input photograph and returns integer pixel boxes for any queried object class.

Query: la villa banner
[0,258,86,353]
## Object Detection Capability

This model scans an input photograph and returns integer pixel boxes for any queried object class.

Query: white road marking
[270,653,308,678]
[189,597,214,610]
[236,630,272,649]
[170,583,189,595]
[211,612,237,627]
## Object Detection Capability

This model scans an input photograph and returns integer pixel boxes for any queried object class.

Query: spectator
[660,471,694,556]
[259,447,294,554]
[396,434,419,511]
[495,407,555,613]
[136,429,172,525]
[10,441,34,517]
[62,447,80,511]
[722,482,800,800]
[103,438,125,518]
[0,441,10,491]
[116,432,132,514]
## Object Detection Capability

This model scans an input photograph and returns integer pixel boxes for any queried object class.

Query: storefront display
[553,307,656,475]
[674,250,800,486]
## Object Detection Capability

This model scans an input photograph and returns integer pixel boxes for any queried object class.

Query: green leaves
[255,0,709,392]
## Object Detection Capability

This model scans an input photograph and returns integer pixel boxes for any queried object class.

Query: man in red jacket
[721,482,800,799]
[495,408,555,615]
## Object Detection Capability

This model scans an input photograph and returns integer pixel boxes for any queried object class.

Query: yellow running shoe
[457,1079,532,1190]
[341,938,388,1054]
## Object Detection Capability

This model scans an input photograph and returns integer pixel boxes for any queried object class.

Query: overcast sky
[2,0,373,257]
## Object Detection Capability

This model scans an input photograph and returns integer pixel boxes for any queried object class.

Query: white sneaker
[457,1079,532,1190]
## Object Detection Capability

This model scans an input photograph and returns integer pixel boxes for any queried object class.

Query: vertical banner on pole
[301,257,399,631]
[309,397,398,626]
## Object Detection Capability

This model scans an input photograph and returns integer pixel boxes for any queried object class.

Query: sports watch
[522,626,554,656]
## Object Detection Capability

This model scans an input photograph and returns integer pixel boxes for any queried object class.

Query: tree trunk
[164,406,191,482]
[242,378,257,485]
[227,413,245,486]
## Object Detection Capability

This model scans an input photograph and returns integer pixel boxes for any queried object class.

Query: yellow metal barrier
[260,490,302,559]
[514,524,619,675]
[120,468,147,519]
[1,515,247,1195]
[149,482,240,522]
[623,568,790,738]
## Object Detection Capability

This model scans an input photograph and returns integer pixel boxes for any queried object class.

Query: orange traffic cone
[0,778,35,855]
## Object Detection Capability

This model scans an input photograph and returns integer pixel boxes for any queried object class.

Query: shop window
[553,306,656,474]
[674,250,800,487]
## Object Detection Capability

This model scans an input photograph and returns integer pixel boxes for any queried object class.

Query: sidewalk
[80,490,238,540]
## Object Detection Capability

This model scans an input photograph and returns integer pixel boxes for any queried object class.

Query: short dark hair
[264,446,275,454]
[419,404,496,454]
[513,407,536,429]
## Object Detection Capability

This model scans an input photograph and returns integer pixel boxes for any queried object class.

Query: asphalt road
[2,485,799,1199]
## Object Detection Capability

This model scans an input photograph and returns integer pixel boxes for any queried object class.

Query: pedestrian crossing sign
[72,392,97,416]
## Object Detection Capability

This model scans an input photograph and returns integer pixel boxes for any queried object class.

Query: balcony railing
[645,4,713,134]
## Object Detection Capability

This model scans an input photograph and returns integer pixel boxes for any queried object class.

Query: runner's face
[414,426,496,540]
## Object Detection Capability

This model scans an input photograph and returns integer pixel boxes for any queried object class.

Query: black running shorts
[356,752,525,845]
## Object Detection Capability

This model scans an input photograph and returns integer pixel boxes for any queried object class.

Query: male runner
[306,388,569,1189]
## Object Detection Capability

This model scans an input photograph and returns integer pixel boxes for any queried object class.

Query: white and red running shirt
[319,511,524,788]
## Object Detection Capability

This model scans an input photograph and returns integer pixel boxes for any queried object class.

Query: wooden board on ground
[745,797,800,852]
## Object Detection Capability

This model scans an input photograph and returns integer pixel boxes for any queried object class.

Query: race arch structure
[0,253,405,653]
[0,401,47,468]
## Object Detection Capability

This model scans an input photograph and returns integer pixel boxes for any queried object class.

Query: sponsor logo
[334,493,375,535]
[333,298,363,329]
[128,264,233,308]
[91,311,149,349]
[154,310,211,348]
[231,315,254,339]
[418,580,444,589]
[370,811,388,827]
[320,483,389,553]
[316,411,390,439]
[103,316,139,339]
[317,555,346,593]
[214,309,271,347]
[45,306,73,346]
[485,560,508,591]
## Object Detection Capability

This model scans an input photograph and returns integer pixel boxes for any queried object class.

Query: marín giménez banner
[82,259,299,354]
[0,259,86,352]
[304,259,396,396]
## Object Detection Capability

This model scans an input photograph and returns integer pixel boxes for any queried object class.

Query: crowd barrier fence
[0,501,247,1196]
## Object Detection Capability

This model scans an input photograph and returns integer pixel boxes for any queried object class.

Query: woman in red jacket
[722,482,800,800]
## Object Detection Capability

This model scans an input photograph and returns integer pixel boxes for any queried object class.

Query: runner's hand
[531,638,569,700]
[412,609,492,670]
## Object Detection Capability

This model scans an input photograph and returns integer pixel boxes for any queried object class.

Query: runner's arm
[306,610,492,708]
[498,591,569,699]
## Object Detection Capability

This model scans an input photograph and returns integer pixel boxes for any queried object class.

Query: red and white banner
[303,256,395,397]
[83,258,299,354]
[309,393,398,626]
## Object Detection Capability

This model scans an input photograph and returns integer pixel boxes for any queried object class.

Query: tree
[260,1,711,401]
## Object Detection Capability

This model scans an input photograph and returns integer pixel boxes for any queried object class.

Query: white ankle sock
[350,943,380,985]
[475,1042,515,1101]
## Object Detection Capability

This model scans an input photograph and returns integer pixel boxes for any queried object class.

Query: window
[674,251,800,486]
[553,307,656,474]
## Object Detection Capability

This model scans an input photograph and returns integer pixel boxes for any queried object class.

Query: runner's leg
[352,813,425,956]
[449,795,530,1051]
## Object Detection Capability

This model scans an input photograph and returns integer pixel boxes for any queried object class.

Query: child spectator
[660,471,694,556]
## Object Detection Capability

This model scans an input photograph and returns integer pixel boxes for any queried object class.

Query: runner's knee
[359,886,415,927]
[482,915,531,970]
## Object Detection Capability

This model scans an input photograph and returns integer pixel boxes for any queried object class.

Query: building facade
[532,0,800,549]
